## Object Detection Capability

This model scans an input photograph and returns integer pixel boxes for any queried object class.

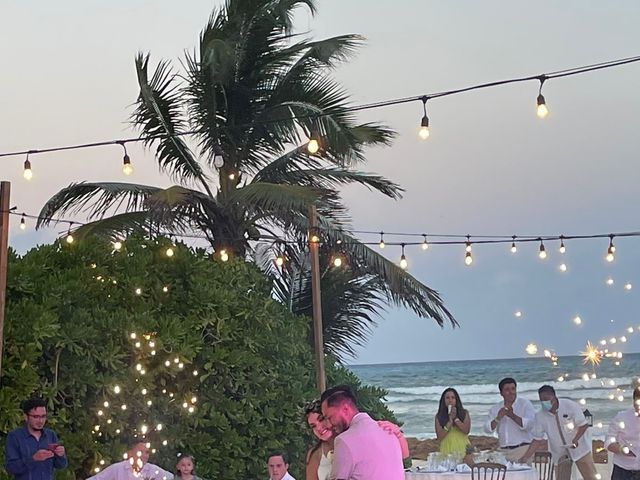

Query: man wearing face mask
[519,385,597,480]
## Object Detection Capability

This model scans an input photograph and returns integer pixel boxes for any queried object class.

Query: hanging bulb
[536,76,549,118]
[333,255,343,268]
[66,225,75,244]
[23,154,33,180]
[118,142,133,176]
[165,246,174,257]
[20,214,26,230]
[606,235,615,262]
[418,96,430,140]
[379,232,385,249]
[399,244,408,270]
[113,240,123,251]
[307,123,321,154]
[538,238,547,259]
[213,143,224,168]
[559,236,566,254]
[465,235,472,253]
[228,171,236,180]
[421,234,429,250]
[275,254,284,267]
[220,249,229,262]
[510,235,517,254]
[464,251,473,266]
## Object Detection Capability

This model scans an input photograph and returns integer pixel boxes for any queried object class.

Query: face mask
[540,400,553,411]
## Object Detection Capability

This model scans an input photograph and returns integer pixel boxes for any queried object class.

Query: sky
[1,1,639,365]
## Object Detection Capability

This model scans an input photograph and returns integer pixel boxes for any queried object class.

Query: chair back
[471,462,507,480]
[533,451,554,480]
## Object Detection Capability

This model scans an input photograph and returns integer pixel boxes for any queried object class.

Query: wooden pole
[308,205,326,393]
[0,181,11,381]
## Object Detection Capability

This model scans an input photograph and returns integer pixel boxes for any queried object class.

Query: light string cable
[7,208,640,249]
[0,54,639,160]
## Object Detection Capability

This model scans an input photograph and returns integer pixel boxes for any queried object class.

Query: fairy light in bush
[536,76,549,118]
[606,235,615,262]
[538,238,547,259]
[418,96,430,140]
[165,246,174,257]
[399,243,408,270]
[219,249,229,262]
[113,240,123,251]
[332,254,343,268]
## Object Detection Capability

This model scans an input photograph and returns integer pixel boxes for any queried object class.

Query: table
[405,468,537,480]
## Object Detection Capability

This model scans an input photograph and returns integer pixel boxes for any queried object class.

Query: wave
[386,377,632,397]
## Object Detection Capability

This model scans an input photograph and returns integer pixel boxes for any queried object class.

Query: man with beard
[4,397,68,480]
[320,385,403,480]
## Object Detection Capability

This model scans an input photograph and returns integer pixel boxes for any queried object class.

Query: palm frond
[68,211,154,241]
[132,53,212,193]
[36,182,163,228]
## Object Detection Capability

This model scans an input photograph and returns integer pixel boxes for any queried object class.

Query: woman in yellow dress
[435,388,471,456]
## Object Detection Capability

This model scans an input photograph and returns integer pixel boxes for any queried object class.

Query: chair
[533,451,554,480]
[471,462,507,480]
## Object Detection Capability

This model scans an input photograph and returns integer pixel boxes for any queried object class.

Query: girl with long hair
[435,388,471,455]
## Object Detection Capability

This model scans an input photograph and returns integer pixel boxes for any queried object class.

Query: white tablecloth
[405,468,537,480]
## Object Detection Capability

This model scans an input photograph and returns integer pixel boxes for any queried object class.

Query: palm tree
[38,0,456,349]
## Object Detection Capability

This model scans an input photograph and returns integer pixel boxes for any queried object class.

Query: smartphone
[47,443,59,452]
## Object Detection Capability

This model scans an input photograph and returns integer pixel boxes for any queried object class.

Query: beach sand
[407,437,608,463]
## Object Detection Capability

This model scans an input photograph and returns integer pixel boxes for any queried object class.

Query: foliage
[36,0,457,351]
[0,237,400,480]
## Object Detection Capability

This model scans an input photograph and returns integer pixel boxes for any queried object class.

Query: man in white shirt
[484,377,536,462]
[86,442,173,480]
[606,386,640,480]
[267,453,295,480]
[519,385,597,480]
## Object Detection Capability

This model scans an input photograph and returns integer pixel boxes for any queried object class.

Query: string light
[559,263,567,272]
[165,246,174,257]
[465,235,472,253]
[213,143,224,169]
[421,234,429,250]
[559,236,566,253]
[538,238,547,259]
[307,124,320,154]
[510,235,517,254]
[275,251,284,267]
[113,240,123,251]
[219,249,229,262]
[332,254,343,268]
[418,96,430,140]
[399,243,408,270]
[378,232,385,249]
[20,213,26,230]
[606,235,615,262]
[23,153,33,180]
[118,141,133,176]
[536,76,549,118]
[65,225,75,244]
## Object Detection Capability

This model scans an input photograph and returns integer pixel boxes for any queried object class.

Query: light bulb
[421,235,429,250]
[275,255,284,267]
[379,232,385,249]
[399,254,408,270]
[310,234,320,243]
[20,214,26,230]
[213,144,224,168]
[122,155,133,176]
[464,251,473,266]
[510,242,517,254]
[465,242,472,253]
[559,238,566,254]
[333,256,342,268]
[165,247,174,257]
[220,249,229,262]
[536,94,549,118]
[559,263,567,272]
[23,158,33,180]
[538,240,547,259]
[418,97,430,140]
[228,172,236,180]
[66,232,75,244]
[606,236,615,262]
[307,138,320,154]
[113,241,122,251]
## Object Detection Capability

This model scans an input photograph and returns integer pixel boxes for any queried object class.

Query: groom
[320,385,404,480]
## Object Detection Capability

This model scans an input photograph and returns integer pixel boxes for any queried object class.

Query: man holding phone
[4,397,68,480]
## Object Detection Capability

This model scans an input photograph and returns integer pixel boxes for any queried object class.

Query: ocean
[350,354,640,440]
